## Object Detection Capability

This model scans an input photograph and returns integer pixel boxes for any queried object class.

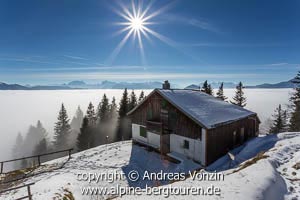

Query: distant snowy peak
[247,79,294,88]
[67,80,86,86]
[0,82,28,90]
[66,80,163,89]
[185,84,200,90]
[0,82,72,90]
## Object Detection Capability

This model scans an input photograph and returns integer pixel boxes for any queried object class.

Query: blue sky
[0,0,299,86]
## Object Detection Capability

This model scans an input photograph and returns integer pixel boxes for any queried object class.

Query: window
[140,126,147,138]
[183,140,189,149]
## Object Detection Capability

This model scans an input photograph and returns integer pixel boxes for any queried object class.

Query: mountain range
[185,82,237,89]
[186,79,295,89]
[0,79,295,90]
[0,81,163,90]
[64,80,163,89]
[245,79,294,88]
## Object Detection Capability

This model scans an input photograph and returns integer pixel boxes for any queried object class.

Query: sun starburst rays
[107,0,174,65]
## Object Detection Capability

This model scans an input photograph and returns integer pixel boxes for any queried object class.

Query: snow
[120,132,300,200]
[0,141,201,200]
[1,132,300,200]
[157,89,256,129]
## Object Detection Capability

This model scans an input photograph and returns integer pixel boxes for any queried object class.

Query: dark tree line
[76,90,145,151]
[12,120,49,168]
[12,90,146,168]
[76,94,117,151]
[288,71,300,131]
[268,71,300,134]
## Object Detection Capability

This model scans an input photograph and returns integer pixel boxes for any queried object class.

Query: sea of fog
[0,89,291,161]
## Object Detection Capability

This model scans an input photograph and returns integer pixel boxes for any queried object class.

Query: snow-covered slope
[1,132,300,200]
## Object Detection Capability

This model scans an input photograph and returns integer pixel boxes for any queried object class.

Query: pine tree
[86,102,97,126]
[97,94,110,123]
[12,133,24,157]
[269,104,285,134]
[70,106,84,132]
[129,90,137,111]
[282,110,288,132]
[201,80,209,93]
[289,71,300,131]
[231,82,247,107]
[36,120,47,139]
[119,88,129,118]
[109,97,118,120]
[22,121,47,156]
[33,138,48,156]
[12,133,24,169]
[207,84,213,95]
[138,91,145,102]
[53,104,71,149]
[77,117,93,151]
[117,88,130,141]
[216,82,227,101]
[201,80,213,95]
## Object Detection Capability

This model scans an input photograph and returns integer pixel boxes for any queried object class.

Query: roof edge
[127,88,259,130]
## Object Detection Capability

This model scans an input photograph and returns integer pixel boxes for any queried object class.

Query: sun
[130,17,144,31]
[108,0,174,65]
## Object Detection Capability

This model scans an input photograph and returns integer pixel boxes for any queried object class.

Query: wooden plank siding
[206,117,258,165]
[129,90,259,166]
[130,91,203,140]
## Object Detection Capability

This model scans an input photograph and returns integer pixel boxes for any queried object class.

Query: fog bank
[0,88,291,162]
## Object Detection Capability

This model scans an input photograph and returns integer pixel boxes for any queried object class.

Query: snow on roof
[156,89,256,129]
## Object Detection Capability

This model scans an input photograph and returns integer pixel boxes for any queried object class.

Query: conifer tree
[22,121,48,155]
[77,117,93,151]
[231,82,247,107]
[119,88,129,118]
[53,104,71,149]
[70,106,84,132]
[12,133,24,158]
[289,71,300,131]
[201,80,213,95]
[36,120,47,139]
[201,80,209,93]
[97,94,110,123]
[138,91,145,103]
[129,90,137,111]
[33,137,49,162]
[86,102,97,126]
[282,110,288,132]
[117,88,130,141]
[12,133,24,169]
[216,82,227,101]
[269,104,286,134]
[33,138,48,156]
[207,84,213,95]
[109,97,118,119]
